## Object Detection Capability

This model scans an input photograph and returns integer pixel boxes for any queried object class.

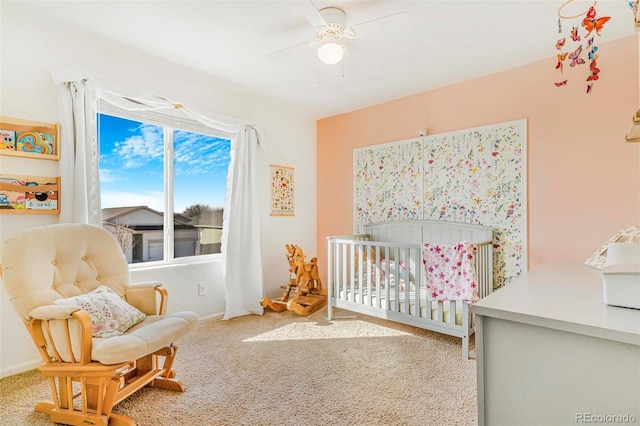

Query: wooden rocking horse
[260,244,326,316]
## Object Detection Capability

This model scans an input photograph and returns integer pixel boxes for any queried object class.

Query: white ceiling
[10,0,638,118]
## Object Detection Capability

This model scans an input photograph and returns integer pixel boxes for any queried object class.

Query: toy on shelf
[261,244,326,316]
[0,116,59,160]
[0,174,60,214]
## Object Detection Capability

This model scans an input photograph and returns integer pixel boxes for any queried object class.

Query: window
[98,111,231,264]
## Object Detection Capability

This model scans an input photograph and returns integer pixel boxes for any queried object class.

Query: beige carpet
[0,307,478,426]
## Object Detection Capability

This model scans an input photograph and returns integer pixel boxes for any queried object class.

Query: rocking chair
[0,223,199,426]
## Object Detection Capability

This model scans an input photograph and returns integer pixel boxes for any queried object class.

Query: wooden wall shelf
[0,174,60,214]
[0,116,60,161]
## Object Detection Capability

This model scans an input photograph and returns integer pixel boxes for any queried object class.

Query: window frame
[97,101,233,268]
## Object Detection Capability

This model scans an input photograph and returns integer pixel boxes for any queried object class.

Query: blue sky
[98,114,231,213]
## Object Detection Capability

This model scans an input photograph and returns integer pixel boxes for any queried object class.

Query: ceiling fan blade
[349,11,409,38]
[341,28,356,39]
[294,0,327,29]
[265,39,316,60]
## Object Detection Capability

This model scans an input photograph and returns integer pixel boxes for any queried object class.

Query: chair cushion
[54,285,146,338]
[91,311,199,365]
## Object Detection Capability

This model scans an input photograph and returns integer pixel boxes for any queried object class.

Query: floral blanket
[422,241,479,303]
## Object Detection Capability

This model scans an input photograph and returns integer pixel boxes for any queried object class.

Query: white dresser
[472,262,640,426]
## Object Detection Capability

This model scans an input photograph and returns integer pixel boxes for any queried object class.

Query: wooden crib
[327,220,494,359]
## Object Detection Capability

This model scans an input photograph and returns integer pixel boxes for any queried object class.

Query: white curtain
[222,126,264,319]
[55,77,101,225]
[52,68,265,319]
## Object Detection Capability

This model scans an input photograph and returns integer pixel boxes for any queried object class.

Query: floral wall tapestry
[270,164,294,216]
[353,119,527,287]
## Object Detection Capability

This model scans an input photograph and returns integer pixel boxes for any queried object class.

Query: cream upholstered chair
[0,223,198,426]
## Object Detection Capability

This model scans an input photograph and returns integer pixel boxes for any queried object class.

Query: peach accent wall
[317,35,639,281]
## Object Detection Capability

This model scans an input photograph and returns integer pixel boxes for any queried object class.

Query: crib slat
[374,245,380,308]
[347,245,359,302]
[327,239,332,319]
[347,243,352,299]
[372,243,377,307]
[449,301,456,325]
[384,246,391,310]
[413,246,421,318]
[478,243,486,297]
[363,242,367,302]
[393,246,400,312]
[403,247,410,315]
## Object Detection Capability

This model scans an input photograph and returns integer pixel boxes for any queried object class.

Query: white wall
[0,4,318,377]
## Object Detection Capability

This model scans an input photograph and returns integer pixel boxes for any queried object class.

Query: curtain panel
[56,78,101,225]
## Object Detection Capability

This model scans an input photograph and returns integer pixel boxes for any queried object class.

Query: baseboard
[199,311,225,322]
[0,358,41,379]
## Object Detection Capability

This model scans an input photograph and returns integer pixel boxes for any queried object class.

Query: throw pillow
[54,285,146,338]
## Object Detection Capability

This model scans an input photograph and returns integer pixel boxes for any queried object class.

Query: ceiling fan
[266,1,408,66]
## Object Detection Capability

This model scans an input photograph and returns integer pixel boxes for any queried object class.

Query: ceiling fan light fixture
[317,41,344,65]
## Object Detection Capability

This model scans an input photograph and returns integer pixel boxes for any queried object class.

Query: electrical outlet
[198,282,207,296]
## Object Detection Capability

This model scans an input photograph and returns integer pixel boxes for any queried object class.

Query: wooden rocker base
[32,344,186,426]
[152,377,186,392]
[261,292,326,316]
[286,294,326,316]
[33,374,187,426]
[260,296,289,312]
[36,401,135,426]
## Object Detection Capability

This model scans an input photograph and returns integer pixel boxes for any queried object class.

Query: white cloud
[113,123,164,168]
[174,131,230,176]
[99,168,121,183]
[110,125,230,175]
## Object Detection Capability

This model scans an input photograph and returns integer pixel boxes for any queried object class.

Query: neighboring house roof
[174,212,192,225]
[102,206,160,222]
[102,205,196,228]
[129,224,196,231]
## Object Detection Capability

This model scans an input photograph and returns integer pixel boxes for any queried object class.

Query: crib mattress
[338,288,464,326]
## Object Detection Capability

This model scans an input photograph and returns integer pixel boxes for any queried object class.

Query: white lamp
[317,35,344,65]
